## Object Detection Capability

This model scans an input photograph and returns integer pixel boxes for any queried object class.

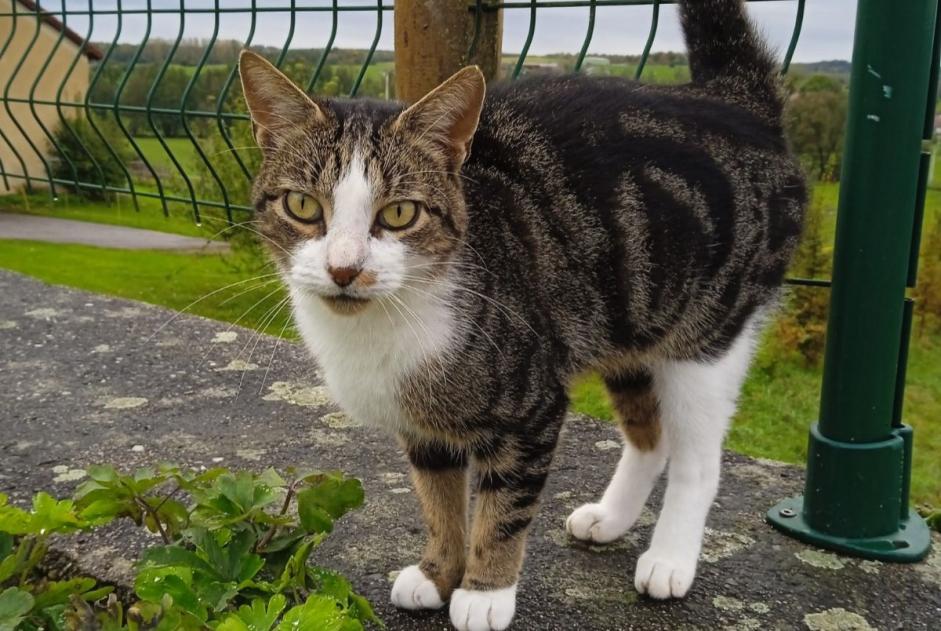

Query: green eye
[377,201,419,231]
[284,191,323,222]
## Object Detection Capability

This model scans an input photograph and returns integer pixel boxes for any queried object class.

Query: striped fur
[241,1,806,627]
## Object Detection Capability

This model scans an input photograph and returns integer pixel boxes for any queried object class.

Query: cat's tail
[679,0,783,120]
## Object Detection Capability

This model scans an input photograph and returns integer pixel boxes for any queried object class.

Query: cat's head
[239,51,485,315]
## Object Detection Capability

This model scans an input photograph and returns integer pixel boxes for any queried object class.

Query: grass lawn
[134,136,199,176]
[0,239,291,338]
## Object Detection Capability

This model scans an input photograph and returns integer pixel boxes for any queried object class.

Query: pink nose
[328,266,361,287]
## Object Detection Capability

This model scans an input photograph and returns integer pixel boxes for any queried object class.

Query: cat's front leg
[391,440,468,610]
[451,410,565,631]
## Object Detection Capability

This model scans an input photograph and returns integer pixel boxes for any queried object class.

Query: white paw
[565,503,631,543]
[634,549,697,599]
[390,565,444,610]
[449,584,517,631]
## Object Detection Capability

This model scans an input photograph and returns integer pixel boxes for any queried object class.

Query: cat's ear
[239,50,326,150]
[394,66,486,168]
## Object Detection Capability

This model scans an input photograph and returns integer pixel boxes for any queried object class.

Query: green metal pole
[768,0,936,561]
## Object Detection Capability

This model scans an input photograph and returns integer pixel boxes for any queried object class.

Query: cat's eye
[283,191,323,223]
[377,201,420,231]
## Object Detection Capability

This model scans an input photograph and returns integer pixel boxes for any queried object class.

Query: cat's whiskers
[408,260,497,279]
[260,312,294,394]
[194,278,284,370]
[225,285,290,372]
[382,293,438,403]
[437,233,492,270]
[235,295,292,399]
[400,273,538,337]
[147,272,283,342]
[398,282,503,359]
[386,291,461,403]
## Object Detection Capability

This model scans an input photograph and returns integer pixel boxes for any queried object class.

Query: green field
[134,136,199,175]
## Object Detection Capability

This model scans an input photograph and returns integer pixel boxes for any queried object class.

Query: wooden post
[394,0,502,104]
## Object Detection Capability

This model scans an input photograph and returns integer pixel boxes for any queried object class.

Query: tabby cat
[239,0,805,628]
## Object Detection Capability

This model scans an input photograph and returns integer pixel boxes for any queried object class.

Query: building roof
[16,0,104,61]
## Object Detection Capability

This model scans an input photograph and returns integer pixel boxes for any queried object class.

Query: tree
[784,75,848,182]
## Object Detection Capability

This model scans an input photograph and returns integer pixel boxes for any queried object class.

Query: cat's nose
[328,266,361,288]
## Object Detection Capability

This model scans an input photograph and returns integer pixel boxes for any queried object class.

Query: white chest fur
[290,286,458,431]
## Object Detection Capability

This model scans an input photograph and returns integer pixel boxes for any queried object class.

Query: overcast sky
[49,0,857,63]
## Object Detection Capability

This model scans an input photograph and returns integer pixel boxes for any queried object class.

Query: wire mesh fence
[0,0,812,228]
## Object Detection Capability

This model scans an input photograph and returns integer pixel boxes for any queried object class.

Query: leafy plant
[0,493,111,630]
[0,465,379,630]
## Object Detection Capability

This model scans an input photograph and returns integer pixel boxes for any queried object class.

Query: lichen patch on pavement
[212,331,238,343]
[104,307,143,318]
[795,549,845,570]
[915,541,941,589]
[804,608,875,631]
[25,307,65,319]
[263,381,332,407]
[236,448,267,461]
[321,411,362,429]
[701,528,756,563]
[52,465,87,483]
[216,359,259,371]
[713,595,745,611]
[103,397,149,410]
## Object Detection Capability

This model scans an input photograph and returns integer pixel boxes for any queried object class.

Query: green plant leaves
[297,476,364,535]
[277,594,363,631]
[217,594,287,631]
[0,587,34,631]
[1,465,378,629]
[0,493,88,537]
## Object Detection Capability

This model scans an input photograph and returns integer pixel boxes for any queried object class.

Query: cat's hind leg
[566,369,668,543]
[634,323,757,599]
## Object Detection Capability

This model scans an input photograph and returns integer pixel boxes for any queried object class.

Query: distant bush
[48,115,134,200]
[775,201,830,366]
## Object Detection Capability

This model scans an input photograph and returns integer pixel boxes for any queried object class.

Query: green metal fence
[0,0,935,561]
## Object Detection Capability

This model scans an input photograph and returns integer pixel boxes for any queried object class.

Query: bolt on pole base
[767,499,931,563]
[767,424,931,563]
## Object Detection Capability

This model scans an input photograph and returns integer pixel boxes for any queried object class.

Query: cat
[238,0,806,628]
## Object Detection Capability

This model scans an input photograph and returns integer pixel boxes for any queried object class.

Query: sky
[45,0,858,63]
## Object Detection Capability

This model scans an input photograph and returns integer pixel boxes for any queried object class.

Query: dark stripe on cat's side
[407,442,467,471]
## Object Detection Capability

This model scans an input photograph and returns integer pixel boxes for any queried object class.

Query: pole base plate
[767,496,932,563]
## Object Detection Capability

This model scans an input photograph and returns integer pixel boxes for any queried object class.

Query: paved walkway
[0,213,229,252]
[0,270,938,630]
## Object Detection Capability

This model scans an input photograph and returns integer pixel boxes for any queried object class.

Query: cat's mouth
[321,294,371,315]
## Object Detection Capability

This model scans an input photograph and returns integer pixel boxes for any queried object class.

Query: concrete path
[0,212,229,252]
[0,270,938,630]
